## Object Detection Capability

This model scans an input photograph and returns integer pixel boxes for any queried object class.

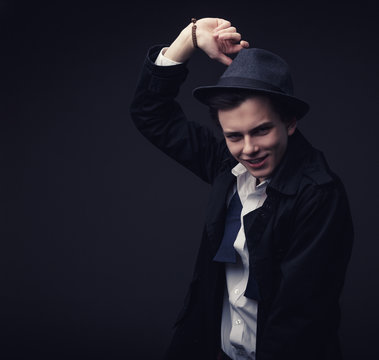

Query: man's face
[218,96,296,183]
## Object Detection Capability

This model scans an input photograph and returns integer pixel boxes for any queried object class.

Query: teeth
[248,159,262,164]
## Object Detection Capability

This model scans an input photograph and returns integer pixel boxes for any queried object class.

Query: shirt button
[234,289,240,295]
[234,319,242,325]
[236,348,245,355]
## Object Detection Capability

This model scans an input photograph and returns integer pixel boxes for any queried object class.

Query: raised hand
[195,18,250,65]
[163,17,249,66]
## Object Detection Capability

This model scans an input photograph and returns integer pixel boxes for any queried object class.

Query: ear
[287,117,297,136]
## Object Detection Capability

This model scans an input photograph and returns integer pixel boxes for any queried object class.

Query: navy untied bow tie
[213,191,242,263]
[213,189,261,301]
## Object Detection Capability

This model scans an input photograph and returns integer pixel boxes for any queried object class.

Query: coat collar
[222,129,334,197]
[267,129,334,196]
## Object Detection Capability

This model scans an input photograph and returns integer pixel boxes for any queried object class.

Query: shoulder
[268,130,345,198]
[289,150,353,235]
[298,144,348,200]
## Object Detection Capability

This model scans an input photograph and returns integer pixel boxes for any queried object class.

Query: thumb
[216,52,233,66]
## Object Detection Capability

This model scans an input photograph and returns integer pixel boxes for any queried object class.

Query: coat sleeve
[129,45,230,184]
[258,180,354,360]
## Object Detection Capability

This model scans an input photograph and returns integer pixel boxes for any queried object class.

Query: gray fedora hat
[193,48,309,119]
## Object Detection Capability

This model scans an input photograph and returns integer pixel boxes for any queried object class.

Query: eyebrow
[223,121,274,136]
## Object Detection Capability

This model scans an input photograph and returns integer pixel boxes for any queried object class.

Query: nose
[242,136,259,155]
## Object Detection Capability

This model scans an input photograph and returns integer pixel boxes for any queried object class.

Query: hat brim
[193,85,310,120]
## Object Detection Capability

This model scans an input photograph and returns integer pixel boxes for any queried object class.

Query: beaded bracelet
[191,18,198,48]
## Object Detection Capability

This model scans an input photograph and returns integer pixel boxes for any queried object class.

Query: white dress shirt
[221,163,268,360]
[154,48,269,360]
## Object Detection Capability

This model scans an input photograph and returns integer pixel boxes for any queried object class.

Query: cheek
[225,141,241,157]
[270,135,288,159]
[260,135,280,150]
[264,132,288,156]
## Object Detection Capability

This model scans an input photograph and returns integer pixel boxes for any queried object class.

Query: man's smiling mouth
[242,155,268,165]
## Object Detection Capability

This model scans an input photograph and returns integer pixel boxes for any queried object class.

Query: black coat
[130,46,354,360]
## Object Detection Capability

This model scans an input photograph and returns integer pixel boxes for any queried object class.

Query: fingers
[214,19,232,32]
[215,26,237,36]
[227,43,248,55]
[197,18,249,65]
[240,40,250,48]
[213,41,249,65]
[216,53,233,66]
[213,26,249,49]
[216,31,242,43]
[212,31,250,54]
[214,26,239,42]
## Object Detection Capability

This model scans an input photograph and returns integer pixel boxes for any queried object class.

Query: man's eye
[256,127,271,135]
[226,134,242,141]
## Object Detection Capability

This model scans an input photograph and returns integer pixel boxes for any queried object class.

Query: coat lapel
[205,170,236,255]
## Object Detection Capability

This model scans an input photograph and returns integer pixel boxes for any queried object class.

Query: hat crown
[192,47,309,119]
[220,48,294,95]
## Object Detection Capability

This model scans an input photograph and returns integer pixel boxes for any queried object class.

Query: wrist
[164,23,196,63]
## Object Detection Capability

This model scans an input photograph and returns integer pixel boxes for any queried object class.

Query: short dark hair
[207,89,295,126]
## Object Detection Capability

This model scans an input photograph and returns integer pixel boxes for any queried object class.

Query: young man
[130,18,353,360]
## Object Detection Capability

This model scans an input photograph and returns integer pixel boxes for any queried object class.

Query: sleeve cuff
[155,47,183,66]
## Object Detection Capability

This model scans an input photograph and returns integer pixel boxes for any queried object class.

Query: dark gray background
[1,0,378,359]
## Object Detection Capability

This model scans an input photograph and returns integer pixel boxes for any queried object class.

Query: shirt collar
[227,130,333,197]
[231,162,270,189]
[231,162,247,177]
